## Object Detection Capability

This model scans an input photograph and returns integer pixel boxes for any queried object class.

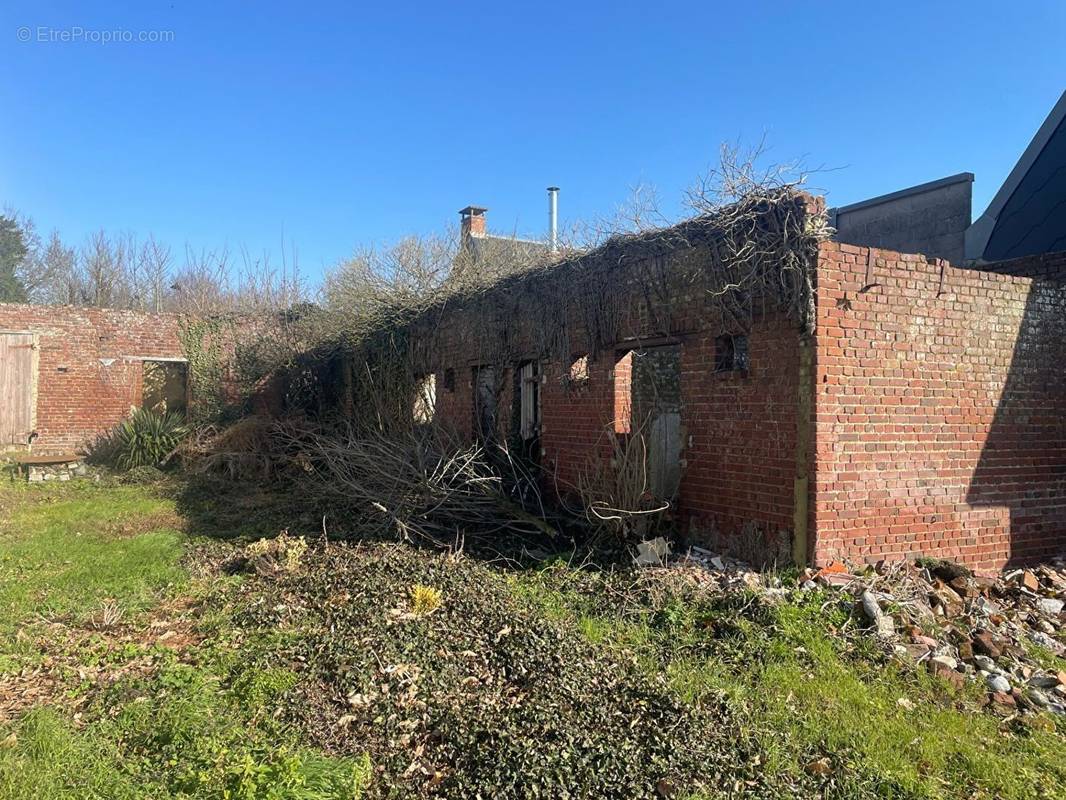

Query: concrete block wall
[811,242,1066,570]
[830,174,974,265]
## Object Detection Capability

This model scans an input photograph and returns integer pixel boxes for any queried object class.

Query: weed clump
[409,584,442,615]
[246,532,308,573]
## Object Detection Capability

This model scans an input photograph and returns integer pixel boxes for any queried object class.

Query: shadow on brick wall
[966,278,1066,565]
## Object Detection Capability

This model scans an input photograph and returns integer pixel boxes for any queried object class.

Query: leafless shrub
[325,233,456,314]
[560,418,671,545]
[684,138,814,213]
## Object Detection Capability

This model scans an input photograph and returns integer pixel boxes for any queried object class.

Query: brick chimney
[459,205,488,240]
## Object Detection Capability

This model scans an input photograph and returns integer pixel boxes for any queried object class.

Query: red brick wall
[420,244,803,560]
[680,318,799,562]
[0,303,186,454]
[538,351,621,495]
[973,250,1066,280]
[811,243,1066,570]
[612,351,632,434]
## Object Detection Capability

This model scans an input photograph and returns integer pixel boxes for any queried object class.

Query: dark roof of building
[966,90,1066,262]
[466,234,549,267]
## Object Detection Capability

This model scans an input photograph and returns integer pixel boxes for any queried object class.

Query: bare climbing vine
[239,144,833,432]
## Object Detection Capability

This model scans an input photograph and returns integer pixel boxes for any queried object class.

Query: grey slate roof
[966,90,1066,262]
[466,234,549,268]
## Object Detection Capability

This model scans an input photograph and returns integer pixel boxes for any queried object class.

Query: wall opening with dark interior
[473,365,499,443]
[142,360,188,415]
[714,334,748,373]
[413,373,436,424]
[517,361,540,441]
[512,360,541,461]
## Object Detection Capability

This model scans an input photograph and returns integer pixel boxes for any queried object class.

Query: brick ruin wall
[416,242,804,562]
[8,238,1064,571]
[0,303,186,454]
[811,243,1066,570]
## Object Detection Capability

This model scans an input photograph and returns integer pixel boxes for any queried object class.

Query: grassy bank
[0,478,369,800]
[0,477,1063,799]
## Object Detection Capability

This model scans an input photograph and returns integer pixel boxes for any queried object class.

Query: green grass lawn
[0,477,1063,799]
[0,482,185,635]
[0,478,370,800]
[512,564,1066,799]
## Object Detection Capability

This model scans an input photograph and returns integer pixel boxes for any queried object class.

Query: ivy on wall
[178,316,231,424]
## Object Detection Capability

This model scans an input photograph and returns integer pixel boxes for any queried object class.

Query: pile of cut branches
[178,415,319,481]
[562,418,672,546]
[275,424,558,550]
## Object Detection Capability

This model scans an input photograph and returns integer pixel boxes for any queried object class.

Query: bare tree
[234,239,306,312]
[34,230,79,305]
[78,230,124,307]
[137,236,172,313]
[167,245,232,314]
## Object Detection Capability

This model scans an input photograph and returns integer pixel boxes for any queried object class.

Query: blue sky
[2,1,1063,284]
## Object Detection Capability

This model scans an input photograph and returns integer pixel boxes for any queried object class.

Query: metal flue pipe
[547,186,559,253]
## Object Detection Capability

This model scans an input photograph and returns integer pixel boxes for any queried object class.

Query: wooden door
[474,366,498,443]
[631,345,682,500]
[0,333,35,446]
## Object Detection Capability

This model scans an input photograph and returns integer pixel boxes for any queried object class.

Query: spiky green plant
[113,408,188,471]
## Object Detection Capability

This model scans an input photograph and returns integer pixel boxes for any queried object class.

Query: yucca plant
[114,408,189,470]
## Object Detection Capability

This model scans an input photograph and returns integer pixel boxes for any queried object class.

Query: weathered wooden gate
[0,332,37,447]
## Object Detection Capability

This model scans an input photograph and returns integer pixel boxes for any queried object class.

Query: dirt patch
[0,596,204,725]
[101,509,185,539]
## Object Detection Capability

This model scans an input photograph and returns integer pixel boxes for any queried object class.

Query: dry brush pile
[179,416,566,555]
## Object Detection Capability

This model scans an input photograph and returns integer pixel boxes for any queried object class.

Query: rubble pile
[636,537,1066,717]
[799,557,1066,715]
[640,541,765,592]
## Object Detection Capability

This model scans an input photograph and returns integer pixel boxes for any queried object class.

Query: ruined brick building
[0,304,190,453]
[4,191,1062,572]
[395,191,1066,572]
[2,93,1064,570]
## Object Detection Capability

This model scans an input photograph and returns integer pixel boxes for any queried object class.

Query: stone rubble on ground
[24,461,88,482]
[800,556,1066,716]
[636,539,1066,717]
[656,543,765,591]
[634,537,673,567]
